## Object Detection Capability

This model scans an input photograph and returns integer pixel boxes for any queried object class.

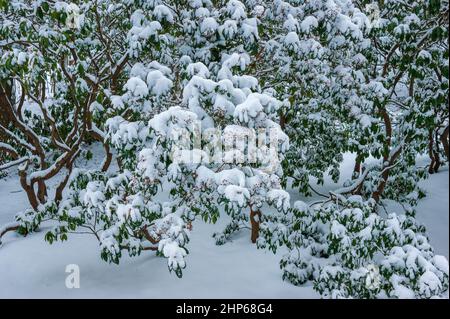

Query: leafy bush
[259,196,449,298]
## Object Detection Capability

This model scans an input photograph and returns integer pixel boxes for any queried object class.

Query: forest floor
[0,151,448,298]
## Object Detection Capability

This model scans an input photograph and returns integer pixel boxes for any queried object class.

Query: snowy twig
[0,157,29,171]
[308,184,329,198]
[333,165,374,195]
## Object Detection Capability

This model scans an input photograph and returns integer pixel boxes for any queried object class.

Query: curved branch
[0,222,20,246]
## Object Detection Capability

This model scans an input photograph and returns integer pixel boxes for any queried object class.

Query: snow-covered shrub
[259,196,449,298]
[254,0,449,207]
[17,168,191,277]
[179,55,291,244]
[1,0,448,293]
[24,53,291,275]
[0,0,171,209]
[257,0,373,194]
[98,0,293,247]
[345,0,449,202]
[10,0,293,273]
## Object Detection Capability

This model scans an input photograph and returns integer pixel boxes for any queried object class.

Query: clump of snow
[266,189,290,212]
[300,16,318,33]
[146,70,173,96]
[124,77,148,98]
[223,185,250,207]
[153,5,174,23]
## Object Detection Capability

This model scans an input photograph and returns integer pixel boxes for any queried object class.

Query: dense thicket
[0,0,448,298]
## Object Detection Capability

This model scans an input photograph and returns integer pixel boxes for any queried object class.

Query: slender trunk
[55,162,74,203]
[372,107,393,202]
[0,80,12,141]
[353,157,361,179]
[353,164,366,195]
[116,156,123,171]
[372,171,388,203]
[372,147,402,202]
[279,112,286,130]
[433,150,441,173]
[85,85,112,172]
[19,165,39,210]
[428,130,436,174]
[433,129,441,173]
[441,125,449,162]
[100,142,112,172]
[89,128,112,172]
[250,208,261,244]
[0,81,12,166]
[37,180,47,203]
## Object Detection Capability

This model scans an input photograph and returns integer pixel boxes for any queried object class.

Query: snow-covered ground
[415,167,449,258]
[0,154,448,298]
[0,174,317,298]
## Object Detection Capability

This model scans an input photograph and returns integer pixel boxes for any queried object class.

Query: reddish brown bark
[141,227,160,245]
[55,158,75,203]
[250,208,261,244]
[0,224,19,238]
[0,80,12,141]
[372,107,394,202]
[372,145,403,202]
[0,80,13,167]
[18,162,39,210]
[37,180,47,203]
[0,223,20,245]
[382,43,400,77]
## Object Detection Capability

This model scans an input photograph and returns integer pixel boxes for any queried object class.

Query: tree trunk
[433,150,441,173]
[0,81,13,166]
[37,180,47,203]
[372,146,403,203]
[372,107,393,202]
[250,208,261,244]
[428,130,436,174]
[0,80,12,140]
[19,166,39,211]
[353,157,361,179]
[372,170,389,203]
[279,112,286,130]
[441,125,449,162]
